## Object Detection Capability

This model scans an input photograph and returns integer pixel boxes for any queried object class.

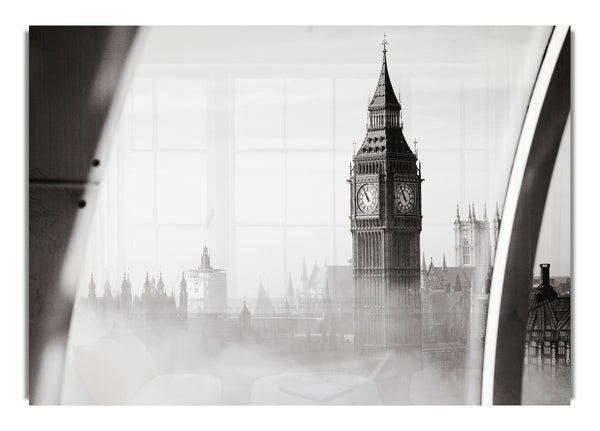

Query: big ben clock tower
[350,37,423,356]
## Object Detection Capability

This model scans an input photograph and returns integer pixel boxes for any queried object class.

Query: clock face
[395,182,416,214]
[357,183,379,214]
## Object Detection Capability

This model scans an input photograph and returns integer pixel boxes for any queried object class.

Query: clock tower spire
[349,37,423,357]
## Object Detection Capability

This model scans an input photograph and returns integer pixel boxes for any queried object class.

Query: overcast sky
[80,26,570,300]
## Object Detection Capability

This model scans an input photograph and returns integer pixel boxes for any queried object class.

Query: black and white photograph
[4,3,599,424]
[26,25,572,406]
[0,0,600,431]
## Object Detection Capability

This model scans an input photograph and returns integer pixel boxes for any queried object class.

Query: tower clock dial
[357,183,379,214]
[395,182,416,214]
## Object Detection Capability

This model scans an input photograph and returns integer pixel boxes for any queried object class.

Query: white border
[3,1,600,429]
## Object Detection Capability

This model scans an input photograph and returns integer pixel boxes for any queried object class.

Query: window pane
[130,78,153,150]
[156,78,207,149]
[235,79,284,149]
[286,226,334,284]
[334,152,351,224]
[463,150,489,206]
[235,227,284,300]
[334,78,372,150]
[286,79,333,149]
[57,26,557,406]
[235,153,285,223]
[286,152,333,224]
[122,152,154,225]
[409,77,461,150]
[334,226,352,266]
[125,226,157,292]
[419,150,460,225]
[157,226,208,290]
[464,75,488,150]
[421,225,455,268]
[157,152,207,224]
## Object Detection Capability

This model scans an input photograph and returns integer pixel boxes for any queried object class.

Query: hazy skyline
[78,26,569,300]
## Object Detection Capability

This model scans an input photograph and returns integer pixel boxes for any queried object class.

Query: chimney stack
[540,263,550,286]
[537,263,558,301]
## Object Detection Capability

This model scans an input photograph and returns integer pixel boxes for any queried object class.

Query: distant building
[421,259,471,368]
[131,272,179,325]
[80,270,191,329]
[454,203,500,268]
[230,259,352,353]
[287,261,353,336]
[300,258,311,302]
[524,264,571,368]
[254,278,275,316]
[119,273,132,318]
[178,272,188,324]
[284,273,295,311]
[421,204,496,368]
[81,273,125,325]
[87,274,96,303]
[325,265,353,337]
[186,245,227,314]
[532,272,571,297]
[421,258,471,344]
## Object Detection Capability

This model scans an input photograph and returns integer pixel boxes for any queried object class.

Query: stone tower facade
[349,39,423,355]
[454,203,500,268]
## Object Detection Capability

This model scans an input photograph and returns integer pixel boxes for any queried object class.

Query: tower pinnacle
[88,273,96,299]
[200,245,212,270]
[369,36,400,109]
[300,258,308,282]
[286,272,294,298]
